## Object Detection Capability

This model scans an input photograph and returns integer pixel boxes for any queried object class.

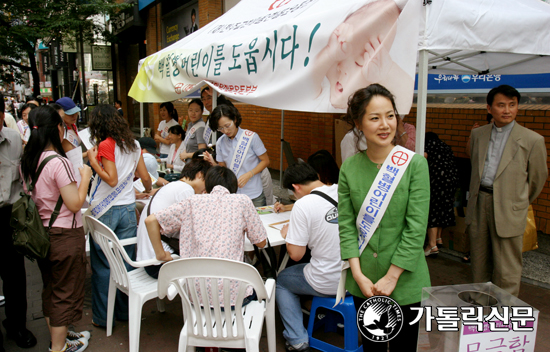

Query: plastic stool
[307,295,362,352]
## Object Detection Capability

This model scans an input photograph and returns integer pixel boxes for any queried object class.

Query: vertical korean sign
[92,46,112,71]
[129,0,421,114]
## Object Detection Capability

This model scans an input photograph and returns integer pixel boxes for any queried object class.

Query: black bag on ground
[10,155,63,261]
[254,238,278,280]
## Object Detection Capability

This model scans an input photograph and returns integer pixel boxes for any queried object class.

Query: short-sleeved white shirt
[341,128,367,164]
[286,184,342,295]
[136,181,195,262]
[157,119,178,155]
[215,127,267,199]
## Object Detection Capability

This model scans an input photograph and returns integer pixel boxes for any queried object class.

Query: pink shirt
[30,151,82,228]
[155,185,267,306]
[404,123,416,152]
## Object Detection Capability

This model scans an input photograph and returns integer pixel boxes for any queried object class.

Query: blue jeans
[251,191,266,207]
[276,263,333,346]
[90,203,137,327]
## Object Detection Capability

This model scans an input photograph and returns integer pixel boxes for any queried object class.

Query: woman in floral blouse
[145,166,267,306]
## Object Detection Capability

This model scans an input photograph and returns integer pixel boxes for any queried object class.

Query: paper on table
[66,147,83,185]
[133,173,158,192]
[78,128,95,150]
[258,210,291,226]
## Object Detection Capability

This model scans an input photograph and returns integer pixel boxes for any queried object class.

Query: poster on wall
[91,46,112,70]
[130,0,422,114]
[163,1,200,48]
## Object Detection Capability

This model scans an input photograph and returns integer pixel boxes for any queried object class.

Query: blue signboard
[139,0,155,11]
[415,73,550,93]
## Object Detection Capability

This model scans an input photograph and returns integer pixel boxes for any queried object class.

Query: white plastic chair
[157,257,276,352]
[84,215,173,352]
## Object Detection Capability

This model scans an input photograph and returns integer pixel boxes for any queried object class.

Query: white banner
[129,0,421,114]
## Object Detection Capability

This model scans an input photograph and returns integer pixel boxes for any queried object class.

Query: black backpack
[10,155,63,261]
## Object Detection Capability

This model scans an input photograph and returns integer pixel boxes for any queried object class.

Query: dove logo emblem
[356,296,403,342]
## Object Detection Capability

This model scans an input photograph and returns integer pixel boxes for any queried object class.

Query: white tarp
[419,0,550,76]
[129,0,422,114]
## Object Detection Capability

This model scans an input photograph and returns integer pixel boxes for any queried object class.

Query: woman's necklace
[366,150,384,169]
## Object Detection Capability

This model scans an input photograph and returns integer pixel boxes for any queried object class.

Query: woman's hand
[166,163,174,169]
[238,171,253,188]
[373,275,399,297]
[354,272,376,298]
[87,146,98,163]
[78,164,93,181]
[373,264,404,297]
[135,192,151,200]
[203,151,216,166]
[156,250,174,262]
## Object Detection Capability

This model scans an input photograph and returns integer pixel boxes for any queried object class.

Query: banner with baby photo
[129,0,421,114]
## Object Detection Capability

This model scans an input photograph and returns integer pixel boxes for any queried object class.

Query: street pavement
[1,250,549,352]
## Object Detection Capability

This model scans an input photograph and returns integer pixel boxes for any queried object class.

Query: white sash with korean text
[64,124,81,148]
[230,129,256,175]
[183,120,205,152]
[84,146,141,229]
[203,123,213,145]
[334,145,415,306]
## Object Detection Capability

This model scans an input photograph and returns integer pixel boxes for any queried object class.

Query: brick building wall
[135,0,550,233]
[143,0,223,134]
[231,102,550,234]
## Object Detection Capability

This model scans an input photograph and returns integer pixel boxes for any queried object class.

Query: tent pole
[280,110,284,188]
[140,102,144,137]
[416,49,429,156]
[211,90,218,145]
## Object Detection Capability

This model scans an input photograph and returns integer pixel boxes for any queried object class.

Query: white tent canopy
[130,0,550,155]
[414,0,550,153]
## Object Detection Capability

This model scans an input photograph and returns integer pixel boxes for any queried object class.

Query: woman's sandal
[436,238,443,249]
[424,246,439,257]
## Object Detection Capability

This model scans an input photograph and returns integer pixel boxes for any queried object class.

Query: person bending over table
[277,162,342,352]
[136,158,211,278]
[203,105,269,207]
[145,166,266,307]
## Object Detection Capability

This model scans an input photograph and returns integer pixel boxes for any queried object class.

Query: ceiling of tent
[417,0,550,75]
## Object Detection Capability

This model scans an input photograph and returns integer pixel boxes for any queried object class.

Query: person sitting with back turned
[145,166,267,307]
[276,162,342,352]
[136,158,211,278]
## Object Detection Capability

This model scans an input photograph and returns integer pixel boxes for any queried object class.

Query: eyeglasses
[217,121,234,132]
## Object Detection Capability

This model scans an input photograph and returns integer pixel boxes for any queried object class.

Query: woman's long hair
[21,106,67,183]
[344,84,400,152]
[160,102,178,122]
[88,104,137,153]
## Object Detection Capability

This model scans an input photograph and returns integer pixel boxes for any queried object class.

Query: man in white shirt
[277,162,342,352]
[136,158,211,278]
